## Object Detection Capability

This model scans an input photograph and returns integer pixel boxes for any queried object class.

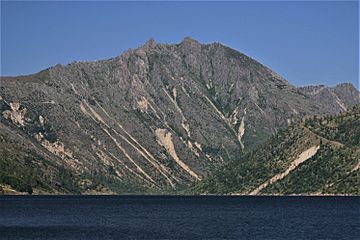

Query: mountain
[1,37,359,194]
[191,104,360,195]
[298,83,360,113]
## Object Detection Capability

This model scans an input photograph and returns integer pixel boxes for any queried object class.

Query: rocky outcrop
[298,83,359,113]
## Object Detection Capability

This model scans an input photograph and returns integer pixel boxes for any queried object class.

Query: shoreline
[0,193,358,197]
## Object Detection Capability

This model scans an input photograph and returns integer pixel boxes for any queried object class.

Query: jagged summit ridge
[143,37,157,48]
[180,36,201,46]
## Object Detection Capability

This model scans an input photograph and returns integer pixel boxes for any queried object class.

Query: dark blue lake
[0,196,359,239]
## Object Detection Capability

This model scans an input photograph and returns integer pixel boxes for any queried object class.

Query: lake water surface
[0,196,359,239]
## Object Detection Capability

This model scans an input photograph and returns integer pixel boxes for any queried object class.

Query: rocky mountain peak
[298,83,359,113]
[179,37,202,52]
[143,37,157,49]
[334,82,358,92]
[181,36,200,45]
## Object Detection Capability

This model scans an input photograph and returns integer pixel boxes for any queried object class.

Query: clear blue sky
[1,1,358,88]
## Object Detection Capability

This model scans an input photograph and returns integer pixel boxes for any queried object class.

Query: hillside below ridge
[191,104,360,195]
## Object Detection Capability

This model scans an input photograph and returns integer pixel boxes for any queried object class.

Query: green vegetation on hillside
[1,105,359,195]
[189,104,360,195]
[0,135,81,194]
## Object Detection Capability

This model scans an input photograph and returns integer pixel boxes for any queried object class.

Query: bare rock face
[298,83,360,113]
[1,38,359,193]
